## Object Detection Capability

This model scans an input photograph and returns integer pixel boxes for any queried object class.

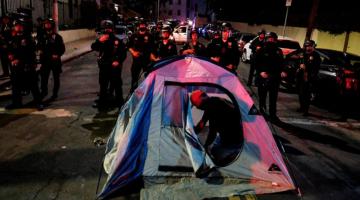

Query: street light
[282,0,292,37]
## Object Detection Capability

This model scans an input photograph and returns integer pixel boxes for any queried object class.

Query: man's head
[100,20,114,34]
[13,20,24,35]
[190,90,209,109]
[1,15,10,24]
[303,39,316,54]
[37,17,43,24]
[265,32,278,43]
[258,30,266,41]
[221,22,232,41]
[191,29,198,42]
[138,20,147,34]
[213,31,220,39]
[161,26,171,40]
[43,18,55,33]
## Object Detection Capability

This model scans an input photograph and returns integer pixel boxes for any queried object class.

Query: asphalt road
[0,50,359,200]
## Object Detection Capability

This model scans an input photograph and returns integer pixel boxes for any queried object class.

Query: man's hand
[112,61,119,68]
[210,56,220,63]
[52,54,59,60]
[281,71,287,78]
[260,72,268,78]
[226,64,236,70]
[99,34,109,43]
[183,49,195,55]
[299,63,306,70]
[8,54,14,61]
[11,59,19,66]
[131,50,141,58]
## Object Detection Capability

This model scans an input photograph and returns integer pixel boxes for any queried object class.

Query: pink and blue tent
[98,56,296,199]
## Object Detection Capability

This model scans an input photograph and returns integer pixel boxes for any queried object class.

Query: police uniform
[296,41,321,115]
[37,18,65,99]
[7,22,43,110]
[179,41,206,56]
[255,32,284,119]
[91,22,127,108]
[247,31,266,86]
[128,31,154,92]
[0,16,12,77]
[153,39,177,60]
[207,37,239,71]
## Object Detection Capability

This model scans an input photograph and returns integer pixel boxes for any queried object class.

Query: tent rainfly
[98,56,296,199]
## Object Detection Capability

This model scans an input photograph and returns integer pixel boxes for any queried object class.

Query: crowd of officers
[91,18,321,119]
[91,20,240,109]
[248,30,320,121]
[0,13,319,119]
[0,15,65,110]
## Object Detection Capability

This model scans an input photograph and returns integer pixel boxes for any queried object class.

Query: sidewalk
[0,36,95,89]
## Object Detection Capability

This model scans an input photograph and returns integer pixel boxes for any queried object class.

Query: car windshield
[278,40,301,50]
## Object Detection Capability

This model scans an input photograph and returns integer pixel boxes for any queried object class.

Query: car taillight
[344,69,354,76]
[345,78,359,91]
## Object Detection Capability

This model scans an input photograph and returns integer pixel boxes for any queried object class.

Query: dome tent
[98,55,296,199]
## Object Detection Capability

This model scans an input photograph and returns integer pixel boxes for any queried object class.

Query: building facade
[159,0,206,21]
[0,0,95,29]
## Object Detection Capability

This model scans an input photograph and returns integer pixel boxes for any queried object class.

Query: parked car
[242,36,301,63]
[172,25,191,43]
[199,23,219,39]
[277,36,301,56]
[282,48,360,98]
[237,32,257,52]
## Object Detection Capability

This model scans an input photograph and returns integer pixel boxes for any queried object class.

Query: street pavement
[0,43,359,200]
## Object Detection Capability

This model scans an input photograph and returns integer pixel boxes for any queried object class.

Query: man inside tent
[190,90,243,165]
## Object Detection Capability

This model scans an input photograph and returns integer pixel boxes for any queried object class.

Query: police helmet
[13,18,26,27]
[161,26,171,33]
[265,32,278,41]
[1,14,10,20]
[191,29,198,35]
[100,20,114,30]
[13,19,26,33]
[258,30,266,36]
[221,22,232,31]
[43,18,55,29]
[304,39,316,48]
[213,30,221,37]
[138,19,147,27]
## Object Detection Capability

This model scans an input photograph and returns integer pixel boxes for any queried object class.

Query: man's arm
[194,112,208,134]
[204,126,216,149]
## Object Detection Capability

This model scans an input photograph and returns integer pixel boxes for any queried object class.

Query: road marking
[0,108,76,118]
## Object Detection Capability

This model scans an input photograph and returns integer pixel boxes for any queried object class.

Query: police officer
[150,26,177,62]
[6,20,43,110]
[152,21,163,43]
[247,30,266,86]
[91,20,127,108]
[128,20,154,93]
[0,15,12,78]
[179,29,206,56]
[296,39,320,116]
[206,22,240,73]
[37,18,65,100]
[255,32,286,122]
